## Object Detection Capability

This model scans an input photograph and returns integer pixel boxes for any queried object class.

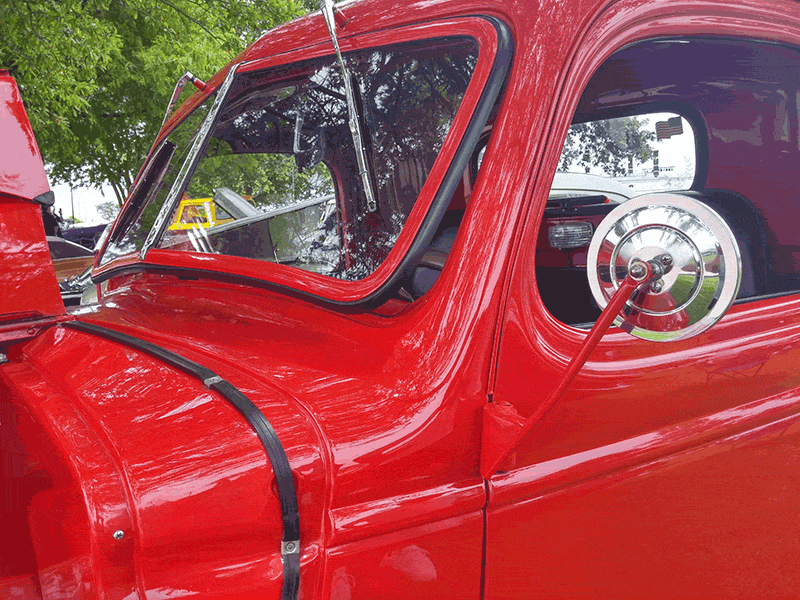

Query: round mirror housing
[587,193,742,341]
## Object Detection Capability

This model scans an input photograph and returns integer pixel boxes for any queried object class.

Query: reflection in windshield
[101,97,217,265]
[102,37,478,281]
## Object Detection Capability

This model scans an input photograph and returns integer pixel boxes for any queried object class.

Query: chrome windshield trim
[140,64,240,260]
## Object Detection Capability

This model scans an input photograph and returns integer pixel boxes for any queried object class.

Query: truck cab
[3,1,800,598]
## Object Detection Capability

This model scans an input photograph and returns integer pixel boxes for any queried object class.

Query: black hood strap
[61,320,301,600]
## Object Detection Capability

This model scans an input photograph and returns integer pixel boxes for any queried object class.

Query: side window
[537,37,800,327]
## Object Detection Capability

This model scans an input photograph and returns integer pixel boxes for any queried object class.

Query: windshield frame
[94,16,511,307]
[139,65,240,260]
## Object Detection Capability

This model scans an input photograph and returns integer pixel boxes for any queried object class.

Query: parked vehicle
[167,187,261,231]
[50,226,113,305]
[3,0,800,598]
[62,223,110,250]
[46,236,95,283]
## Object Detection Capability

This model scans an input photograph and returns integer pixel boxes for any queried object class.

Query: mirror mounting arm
[480,263,651,478]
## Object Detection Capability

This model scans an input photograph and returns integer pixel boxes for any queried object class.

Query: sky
[51,181,115,226]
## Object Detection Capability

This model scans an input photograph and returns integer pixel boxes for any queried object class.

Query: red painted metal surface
[0,71,63,326]
[2,0,800,598]
[0,199,64,321]
[0,71,50,203]
[485,1,800,598]
[481,271,643,477]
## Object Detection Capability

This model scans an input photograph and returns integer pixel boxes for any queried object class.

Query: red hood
[0,71,64,331]
[0,71,50,202]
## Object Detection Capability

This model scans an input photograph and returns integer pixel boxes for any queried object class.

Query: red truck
[3,0,800,597]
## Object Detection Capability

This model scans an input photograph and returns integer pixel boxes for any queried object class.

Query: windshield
[101,37,478,280]
[101,95,217,265]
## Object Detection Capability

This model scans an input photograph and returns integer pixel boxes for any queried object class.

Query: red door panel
[487,408,800,599]
[485,0,800,597]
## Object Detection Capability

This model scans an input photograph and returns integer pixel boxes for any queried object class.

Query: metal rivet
[113,530,125,540]
[285,542,295,552]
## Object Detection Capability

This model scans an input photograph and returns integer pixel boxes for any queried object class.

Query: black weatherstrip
[62,320,301,600]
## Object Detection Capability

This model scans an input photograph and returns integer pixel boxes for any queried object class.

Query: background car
[46,235,94,283]
[61,223,109,250]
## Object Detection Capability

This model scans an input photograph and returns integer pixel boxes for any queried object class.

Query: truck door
[483,2,800,598]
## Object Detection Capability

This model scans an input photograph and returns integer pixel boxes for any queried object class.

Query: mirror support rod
[480,261,655,478]
[321,0,377,212]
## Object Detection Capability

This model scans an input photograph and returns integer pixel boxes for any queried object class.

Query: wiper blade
[320,0,377,212]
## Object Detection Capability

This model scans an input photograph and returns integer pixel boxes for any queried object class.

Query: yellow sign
[168,198,234,230]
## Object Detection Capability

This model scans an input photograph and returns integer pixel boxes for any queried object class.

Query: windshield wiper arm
[320,0,377,212]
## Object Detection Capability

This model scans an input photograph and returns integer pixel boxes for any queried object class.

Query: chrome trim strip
[141,64,240,260]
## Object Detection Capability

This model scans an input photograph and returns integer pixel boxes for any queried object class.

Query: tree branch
[153,0,226,44]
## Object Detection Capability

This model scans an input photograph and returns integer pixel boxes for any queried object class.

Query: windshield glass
[101,37,478,280]
[101,95,217,264]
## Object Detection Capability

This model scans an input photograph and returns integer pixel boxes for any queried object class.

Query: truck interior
[414,36,800,326]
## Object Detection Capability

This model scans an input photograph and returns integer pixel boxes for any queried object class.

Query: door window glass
[537,37,800,327]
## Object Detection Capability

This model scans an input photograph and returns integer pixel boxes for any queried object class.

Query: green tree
[559,116,655,176]
[0,0,307,205]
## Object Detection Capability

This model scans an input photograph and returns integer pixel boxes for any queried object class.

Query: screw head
[660,254,673,267]
[113,530,125,540]
[628,261,648,281]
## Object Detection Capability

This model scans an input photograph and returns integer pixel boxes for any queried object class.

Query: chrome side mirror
[587,193,742,341]
[482,193,743,476]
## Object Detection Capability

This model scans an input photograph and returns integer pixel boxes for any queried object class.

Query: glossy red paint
[0,200,64,320]
[3,0,800,598]
[486,1,800,597]
[0,71,50,203]
[0,72,63,330]
[481,271,643,477]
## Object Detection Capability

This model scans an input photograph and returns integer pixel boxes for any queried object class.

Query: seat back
[678,190,768,299]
